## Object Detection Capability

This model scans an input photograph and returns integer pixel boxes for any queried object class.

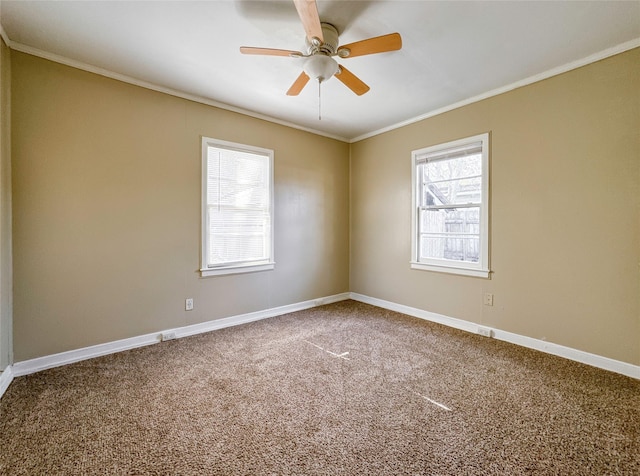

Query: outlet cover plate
[161,331,177,341]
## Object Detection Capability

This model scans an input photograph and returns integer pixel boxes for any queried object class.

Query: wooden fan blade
[337,33,402,58]
[287,71,310,96]
[293,0,323,43]
[240,47,303,57]
[335,65,370,96]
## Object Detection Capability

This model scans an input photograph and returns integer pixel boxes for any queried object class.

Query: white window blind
[411,133,490,278]
[201,138,274,276]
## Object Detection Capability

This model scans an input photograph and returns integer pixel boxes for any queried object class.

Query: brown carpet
[0,300,638,475]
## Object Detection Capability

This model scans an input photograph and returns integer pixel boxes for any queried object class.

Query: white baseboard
[171,292,350,340]
[11,332,161,377]
[0,366,14,399]
[350,293,639,380]
[351,293,480,334]
[5,290,636,390]
[0,365,13,398]
[10,292,351,378]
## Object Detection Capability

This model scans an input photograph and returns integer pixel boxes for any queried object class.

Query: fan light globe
[303,55,339,82]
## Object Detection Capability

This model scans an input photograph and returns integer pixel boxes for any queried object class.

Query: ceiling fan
[239,0,402,97]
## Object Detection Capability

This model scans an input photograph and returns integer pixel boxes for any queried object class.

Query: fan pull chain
[318,80,322,120]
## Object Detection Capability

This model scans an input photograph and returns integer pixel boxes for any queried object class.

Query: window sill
[201,262,275,277]
[410,261,490,279]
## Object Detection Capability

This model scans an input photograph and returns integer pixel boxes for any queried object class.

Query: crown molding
[0,20,638,144]
[6,40,350,144]
[350,37,640,143]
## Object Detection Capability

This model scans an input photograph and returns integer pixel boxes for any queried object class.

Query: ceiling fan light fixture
[239,0,402,97]
[303,54,339,82]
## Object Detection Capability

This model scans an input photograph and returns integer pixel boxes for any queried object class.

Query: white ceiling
[1,1,639,142]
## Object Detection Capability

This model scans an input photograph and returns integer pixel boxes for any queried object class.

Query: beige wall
[351,48,640,366]
[9,47,640,368]
[0,38,11,370]
[12,52,350,361]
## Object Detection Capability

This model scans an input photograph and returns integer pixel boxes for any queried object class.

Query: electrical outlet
[185,298,194,311]
[483,293,494,306]
[161,331,177,341]
[477,326,493,338]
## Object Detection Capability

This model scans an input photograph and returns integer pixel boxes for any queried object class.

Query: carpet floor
[0,300,638,475]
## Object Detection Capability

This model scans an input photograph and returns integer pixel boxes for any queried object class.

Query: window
[411,133,490,278]
[201,137,274,277]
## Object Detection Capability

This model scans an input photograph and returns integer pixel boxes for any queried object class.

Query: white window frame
[411,133,490,278]
[200,137,275,277]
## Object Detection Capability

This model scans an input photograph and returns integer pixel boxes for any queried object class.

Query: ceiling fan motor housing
[307,23,340,56]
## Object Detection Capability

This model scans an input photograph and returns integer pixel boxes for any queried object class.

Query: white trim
[349,293,640,380]
[200,262,275,277]
[201,137,275,276]
[411,133,490,277]
[12,333,160,377]
[10,292,351,377]
[410,262,490,278]
[166,292,350,339]
[4,291,637,389]
[351,293,479,334]
[489,328,639,379]
[0,366,14,400]
[2,34,637,144]
[350,37,640,143]
[6,42,349,143]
